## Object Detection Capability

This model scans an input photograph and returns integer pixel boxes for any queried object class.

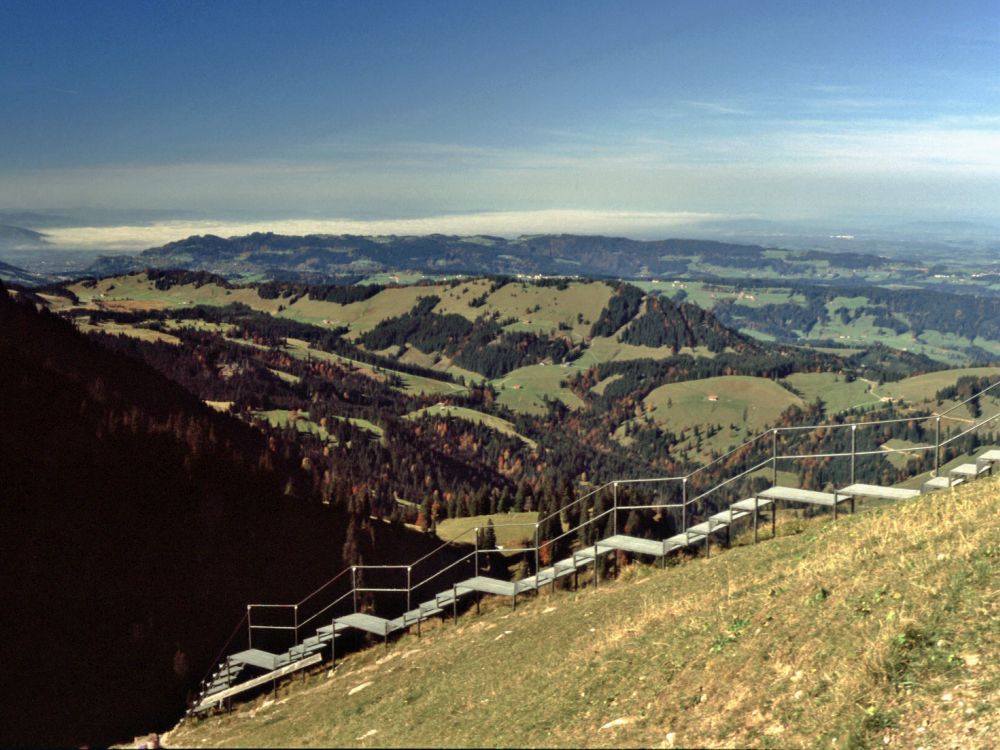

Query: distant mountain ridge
[0,223,48,249]
[84,232,915,282]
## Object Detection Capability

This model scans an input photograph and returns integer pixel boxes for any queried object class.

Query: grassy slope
[784,372,880,415]
[405,404,537,449]
[641,375,801,432]
[167,477,1000,749]
[435,511,540,550]
[878,367,1000,405]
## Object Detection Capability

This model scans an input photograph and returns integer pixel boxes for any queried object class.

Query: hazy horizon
[3,1,999,240]
[5,208,1000,256]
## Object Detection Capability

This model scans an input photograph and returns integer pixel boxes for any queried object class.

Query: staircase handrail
[409,550,477,594]
[200,373,1000,701]
[536,481,614,526]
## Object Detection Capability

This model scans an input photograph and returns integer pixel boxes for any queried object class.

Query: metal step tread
[230,648,279,671]
[837,483,920,500]
[663,530,707,552]
[950,463,990,478]
[923,475,963,490]
[456,575,517,597]
[316,623,350,636]
[687,519,729,536]
[334,612,398,636]
[730,497,774,512]
[710,508,752,524]
[757,485,843,506]
[596,534,665,557]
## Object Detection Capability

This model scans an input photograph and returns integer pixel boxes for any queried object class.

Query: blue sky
[2,0,998,243]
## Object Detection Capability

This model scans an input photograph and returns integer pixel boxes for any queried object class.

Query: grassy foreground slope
[167,478,1000,749]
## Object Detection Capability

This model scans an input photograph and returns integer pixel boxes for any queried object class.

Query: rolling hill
[84,232,931,284]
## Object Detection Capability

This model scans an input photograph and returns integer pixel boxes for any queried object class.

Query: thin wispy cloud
[805,97,910,112]
[681,100,752,116]
[809,84,857,94]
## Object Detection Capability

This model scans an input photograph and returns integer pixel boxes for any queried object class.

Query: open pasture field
[492,362,586,415]
[74,318,181,345]
[253,409,333,443]
[435,511,540,551]
[642,375,803,434]
[783,371,880,415]
[254,408,383,442]
[878,366,1000,405]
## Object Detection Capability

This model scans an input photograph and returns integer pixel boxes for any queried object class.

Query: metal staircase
[188,379,1000,716]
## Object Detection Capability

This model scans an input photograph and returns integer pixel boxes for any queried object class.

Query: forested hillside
[0,284,439,746]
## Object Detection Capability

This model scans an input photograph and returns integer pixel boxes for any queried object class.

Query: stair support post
[474,527,479,574]
[753,495,759,544]
[594,544,600,589]
[772,429,778,486]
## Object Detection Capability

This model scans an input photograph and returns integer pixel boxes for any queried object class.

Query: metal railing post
[247,605,252,649]
[935,416,941,476]
[772,429,778,485]
[351,567,357,613]
[474,527,479,574]
[407,566,412,612]
[612,482,618,535]
[681,477,688,532]
[294,604,299,650]
[850,424,857,485]
[534,522,540,575]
